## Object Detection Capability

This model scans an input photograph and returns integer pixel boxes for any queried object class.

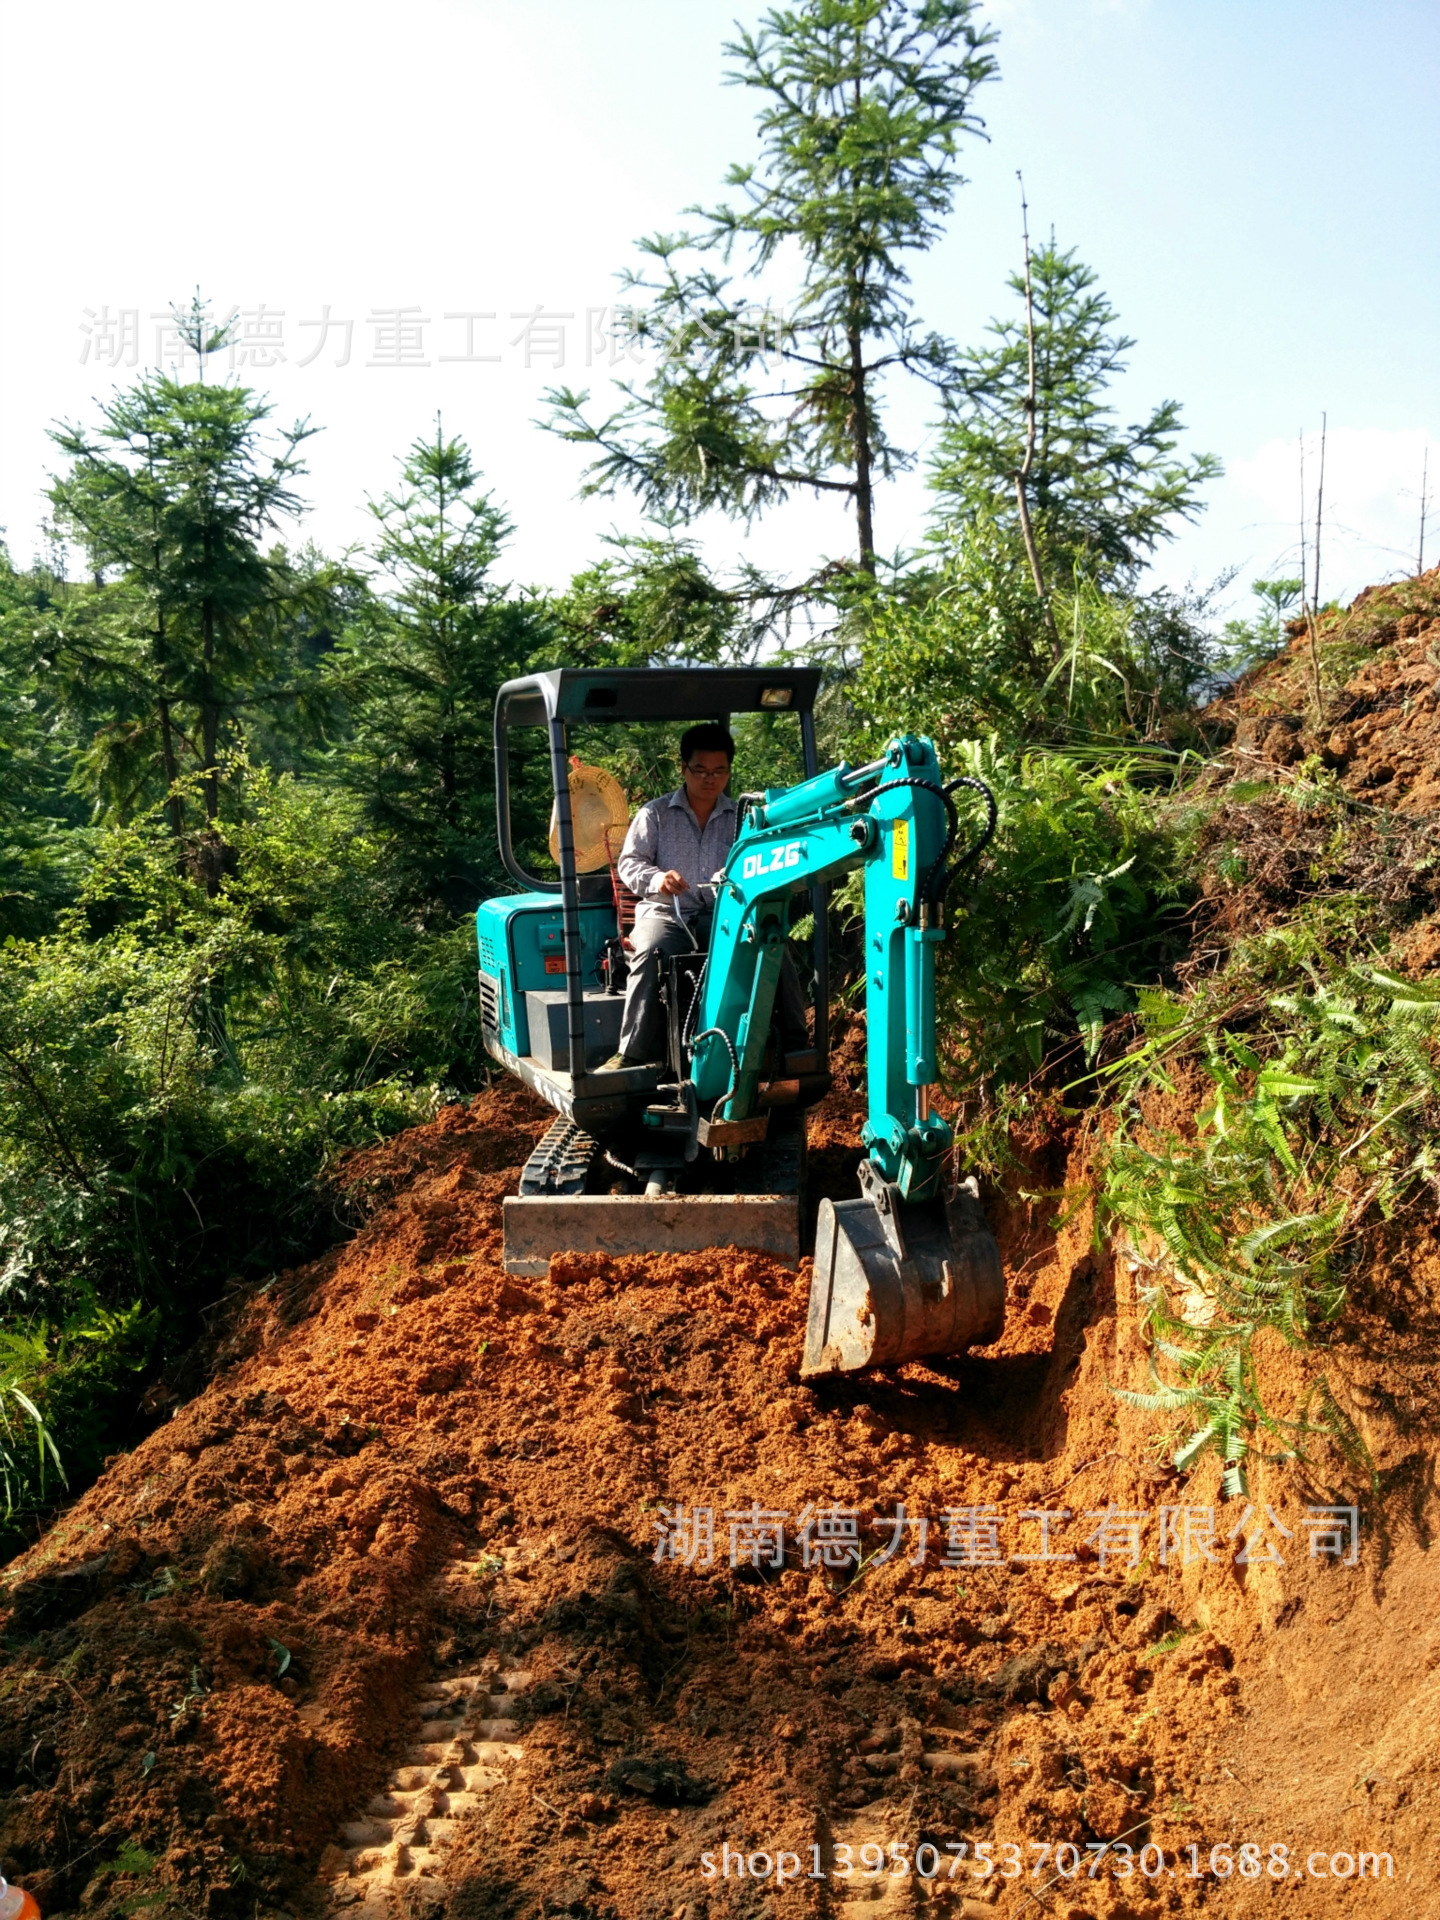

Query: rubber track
[517,1117,596,1197]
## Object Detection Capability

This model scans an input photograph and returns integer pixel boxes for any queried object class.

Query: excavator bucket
[802,1176,1004,1377]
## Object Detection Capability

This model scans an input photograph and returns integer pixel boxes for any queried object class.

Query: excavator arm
[681,733,1005,1378]
[691,735,954,1189]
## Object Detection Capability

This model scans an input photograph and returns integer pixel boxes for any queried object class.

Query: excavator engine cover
[803,1172,1003,1377]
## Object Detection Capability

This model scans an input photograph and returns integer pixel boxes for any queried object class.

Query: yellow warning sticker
[891,818,909,881]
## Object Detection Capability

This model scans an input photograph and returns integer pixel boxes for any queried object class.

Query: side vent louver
[478,972,501,1033]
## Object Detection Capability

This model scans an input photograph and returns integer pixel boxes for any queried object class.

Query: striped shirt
[617,788,739,923]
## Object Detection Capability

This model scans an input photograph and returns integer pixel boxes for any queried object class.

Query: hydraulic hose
[939,775,998,895]
[854,776,958,908]
[851,772,997,909]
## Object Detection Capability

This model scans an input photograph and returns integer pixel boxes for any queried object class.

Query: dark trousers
[618,908,809,1064]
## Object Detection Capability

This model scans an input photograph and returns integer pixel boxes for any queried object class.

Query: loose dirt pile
[1,1072,1435,1920]
[3,576,1440,1920]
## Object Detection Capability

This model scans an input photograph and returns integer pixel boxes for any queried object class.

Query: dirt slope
[3,574,1440,1920]
[1208,566,1440,808]
[0,1065,1433,1920]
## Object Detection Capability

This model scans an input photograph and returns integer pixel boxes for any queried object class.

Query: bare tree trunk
[847,322,876,575]
[845,60,876,579]
[1312,411,1327,621]
[201,596,220,828]
[158,690,184,841]
[1298,432,1319,719]
[147,442,185,841]
[1014,175,1059,660]
[1304,415,1327,722]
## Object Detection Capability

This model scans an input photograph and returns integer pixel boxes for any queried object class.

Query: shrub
[0,765,483,1524]
[1102,929,1440,1491]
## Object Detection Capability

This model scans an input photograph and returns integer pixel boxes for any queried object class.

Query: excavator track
[734,1105,806,1196]
[517,1117,597,1197]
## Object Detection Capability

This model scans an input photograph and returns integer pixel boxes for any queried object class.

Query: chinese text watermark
[650,1500,1361,1573]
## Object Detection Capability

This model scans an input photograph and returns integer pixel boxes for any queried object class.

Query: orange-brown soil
[0,1068,1434,1920]
[1206,567,1440,810]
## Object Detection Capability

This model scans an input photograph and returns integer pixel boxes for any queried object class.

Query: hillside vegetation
[4,571,1440,1914]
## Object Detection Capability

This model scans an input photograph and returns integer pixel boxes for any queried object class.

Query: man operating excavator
[602,723,808,1071]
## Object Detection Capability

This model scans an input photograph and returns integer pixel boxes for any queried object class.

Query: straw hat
[548,760,631,872]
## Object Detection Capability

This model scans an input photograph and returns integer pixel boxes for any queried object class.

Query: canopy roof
[495,666,822,730]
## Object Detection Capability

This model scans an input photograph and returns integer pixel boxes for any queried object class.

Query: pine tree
[930,241,1220,591]
[545,0,997,580]
[46,372,314,841]
[329,429,544,917]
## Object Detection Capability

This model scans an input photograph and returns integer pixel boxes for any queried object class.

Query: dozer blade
[503,1193,799,1275]
[802,1175,1003,1377]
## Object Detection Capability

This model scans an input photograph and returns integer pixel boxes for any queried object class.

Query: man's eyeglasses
[684,763,730,781]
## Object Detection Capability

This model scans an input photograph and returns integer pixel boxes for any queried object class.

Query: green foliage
[551,534,746,668]
[0,595,91,938]
[853,517,1225,747]
[113,1840,158,1876]
[829,729,1191,1157]
[46,370,315,831]
[934,743,1189,1109]
[1102,940,1440,1491]
[1218,577,1304,680]
[0,1304,160,1542]
[0,1327,65,1519]
[931,241,1220,589]
[546,0,998,574]
[0,765,468,1360]
[327,429,548,917]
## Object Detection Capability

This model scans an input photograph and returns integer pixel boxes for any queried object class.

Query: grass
[113,1841,157,1875]
[1138,1628,1197,1662]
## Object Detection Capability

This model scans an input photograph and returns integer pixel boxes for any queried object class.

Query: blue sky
[1,0,1436,611]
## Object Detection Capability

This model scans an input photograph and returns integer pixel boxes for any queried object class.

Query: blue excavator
[476,666,1004,1377]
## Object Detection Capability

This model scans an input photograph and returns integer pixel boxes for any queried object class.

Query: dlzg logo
[741,840,803,881]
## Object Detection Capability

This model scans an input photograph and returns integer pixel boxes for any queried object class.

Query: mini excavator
[476,667,1004,1377]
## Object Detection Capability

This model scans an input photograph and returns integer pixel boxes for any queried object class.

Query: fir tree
[46,370,314,841]
[329,428,544,917]
[0,548,87,936]
[545,0,998,580]
[931,241,1220,591]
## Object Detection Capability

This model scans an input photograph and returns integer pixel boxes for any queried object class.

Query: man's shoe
[601,1052,663,1072]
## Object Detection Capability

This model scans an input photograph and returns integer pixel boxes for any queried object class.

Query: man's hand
[656,870,688,897]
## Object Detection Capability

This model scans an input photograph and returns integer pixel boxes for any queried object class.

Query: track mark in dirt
[321,1553,531,1915]
[826,1792,993,1915]
[822,1707,1001,1915]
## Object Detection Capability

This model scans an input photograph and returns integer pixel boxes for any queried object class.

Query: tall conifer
[931,242,1220,589]
[329,429,543,917]
[546,0,998,579]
